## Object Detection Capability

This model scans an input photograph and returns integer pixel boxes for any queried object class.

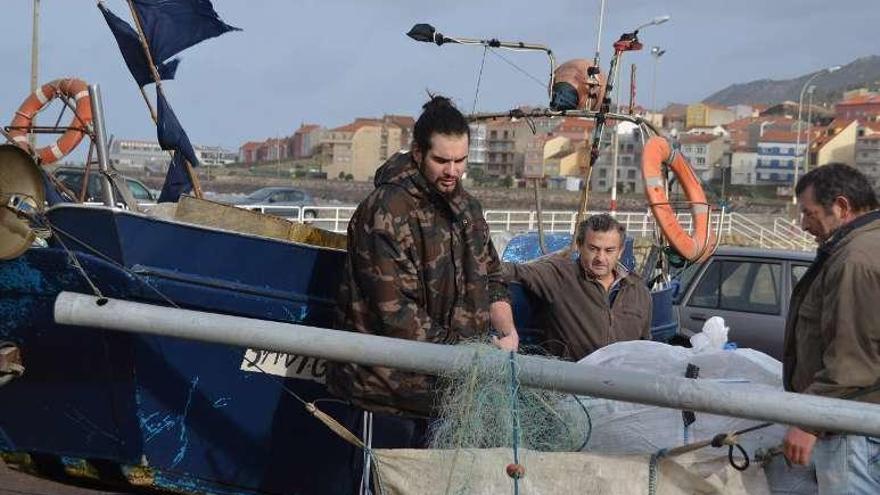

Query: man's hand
[489,300,519,352]
[492,332,519,352]
[783,426,817,465]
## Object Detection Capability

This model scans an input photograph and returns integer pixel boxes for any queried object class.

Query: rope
[507,351,523,494]
[487,47,547,90]
[472,45,489,114]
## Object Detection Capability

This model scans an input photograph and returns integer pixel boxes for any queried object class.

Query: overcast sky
[0,0,875,155]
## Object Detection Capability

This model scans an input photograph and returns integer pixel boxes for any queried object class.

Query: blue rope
[508,351,521,495]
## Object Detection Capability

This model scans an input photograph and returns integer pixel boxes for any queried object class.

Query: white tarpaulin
[371,447,770,494]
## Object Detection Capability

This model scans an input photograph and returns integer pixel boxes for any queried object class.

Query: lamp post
[804,85,816,173]
[793,65,840,205]
[609,16,669,213]
[650,46,666,116]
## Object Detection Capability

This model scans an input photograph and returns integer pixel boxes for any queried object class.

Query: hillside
[702,55,880,106]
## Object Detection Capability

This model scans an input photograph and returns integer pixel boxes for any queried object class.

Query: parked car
[53,167,156,203]
[233,186,317,219]
[672,246,815,359]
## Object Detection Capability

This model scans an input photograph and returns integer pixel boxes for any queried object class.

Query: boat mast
[29,0,40,149]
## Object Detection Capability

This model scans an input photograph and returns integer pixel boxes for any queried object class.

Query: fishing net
[428,342,590,452]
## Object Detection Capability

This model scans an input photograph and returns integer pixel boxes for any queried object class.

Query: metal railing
[111,201,812,251]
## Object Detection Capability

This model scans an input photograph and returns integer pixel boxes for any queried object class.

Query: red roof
[679,133,722,144]
[331,118,383,132]
[296,124,321,132]
[239,141,262,151]
[861,121,880,133]
[837,94,880,106]
[385,115,416,128]
[759,130,805,143]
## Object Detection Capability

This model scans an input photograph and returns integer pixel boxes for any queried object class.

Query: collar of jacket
[372,151,470,218]
[818,209,880,261]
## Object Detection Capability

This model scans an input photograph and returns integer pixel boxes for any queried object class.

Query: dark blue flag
[158,150,192,202]
[132,0,240,64]
[156,91,199,202]
[98,2,180,87]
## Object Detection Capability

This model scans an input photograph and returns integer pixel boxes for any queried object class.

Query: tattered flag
[132,0,241,64]
[156,92,199,202]
[98,2,180,87]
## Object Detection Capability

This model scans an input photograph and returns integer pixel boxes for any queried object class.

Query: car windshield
[244,188,276,202]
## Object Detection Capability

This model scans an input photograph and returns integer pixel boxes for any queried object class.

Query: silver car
[673,246,815,359]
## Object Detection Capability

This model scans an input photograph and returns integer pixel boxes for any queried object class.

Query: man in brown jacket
[782,163,880,493]
[326,97,518,456]
[505,214,652,360]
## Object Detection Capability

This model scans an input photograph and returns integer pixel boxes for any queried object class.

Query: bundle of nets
[428,342,591,452]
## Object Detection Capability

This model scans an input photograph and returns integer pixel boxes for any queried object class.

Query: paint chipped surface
[137,377,200,468]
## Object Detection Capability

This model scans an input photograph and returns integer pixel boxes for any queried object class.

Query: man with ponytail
[327,96,518,453]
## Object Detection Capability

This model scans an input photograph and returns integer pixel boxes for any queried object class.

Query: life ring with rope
[641,136,715,263]
[8,78,93,165]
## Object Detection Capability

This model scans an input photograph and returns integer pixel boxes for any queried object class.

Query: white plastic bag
[690,316,730,353]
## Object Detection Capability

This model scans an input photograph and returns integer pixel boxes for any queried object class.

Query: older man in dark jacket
[782,163,880,493]
[504,214,652,360]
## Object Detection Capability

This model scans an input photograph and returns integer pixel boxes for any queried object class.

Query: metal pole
[29,0,40,150]
[793,71,824,205]
[54,292,880,437]
[87,85,116,207]
[609,60,623,212]
[805,87,815,173]
[593,0,607,67]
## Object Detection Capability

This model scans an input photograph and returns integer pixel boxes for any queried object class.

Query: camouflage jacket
[326,152,509,417]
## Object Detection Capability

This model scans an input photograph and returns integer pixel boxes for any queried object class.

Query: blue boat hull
[0,205,359,494]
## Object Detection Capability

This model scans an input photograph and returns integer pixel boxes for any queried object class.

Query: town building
[290,124,323,159]
[755,130,806,186]
[855,122,880,188]
[110,139,236,171]
[678,133,728,182]
[591,122,644,193]
[685,103,736,129]
[315,115,413,181]
[730,146,758,185]
[835,93,880,122]
[807,119,859,168]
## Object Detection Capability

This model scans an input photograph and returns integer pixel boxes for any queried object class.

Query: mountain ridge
[702,55,880,106]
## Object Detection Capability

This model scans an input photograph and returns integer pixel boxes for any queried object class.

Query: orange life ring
[8,78,93,165]
[641,136,714,263]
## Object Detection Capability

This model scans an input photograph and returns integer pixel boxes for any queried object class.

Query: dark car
[234,186,317,219]
[672,246,815,359]
[53,167,156,203]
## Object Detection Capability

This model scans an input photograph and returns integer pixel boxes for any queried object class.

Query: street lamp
[793,65,840,205]
[650,46,666,116]
[804,85,816,173]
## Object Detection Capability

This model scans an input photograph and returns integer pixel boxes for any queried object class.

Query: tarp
[371,448,770,494]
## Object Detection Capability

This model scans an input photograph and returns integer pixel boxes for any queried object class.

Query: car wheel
[303,210,317,220]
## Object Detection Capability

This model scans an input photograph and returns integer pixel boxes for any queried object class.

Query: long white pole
[29,0,40,149]
[54,292,880,437]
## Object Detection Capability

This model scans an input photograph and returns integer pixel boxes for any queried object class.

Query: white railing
[109,200,812,251]
[232,206,811,250]
[773,217,814,250]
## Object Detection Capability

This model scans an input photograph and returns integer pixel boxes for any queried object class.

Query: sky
[0,0,876,156]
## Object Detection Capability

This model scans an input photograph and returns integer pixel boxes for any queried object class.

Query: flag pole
[125,0,203,198]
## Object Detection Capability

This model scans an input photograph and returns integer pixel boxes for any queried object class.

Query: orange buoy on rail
[8,78,93,165]
[641,136,715,263]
